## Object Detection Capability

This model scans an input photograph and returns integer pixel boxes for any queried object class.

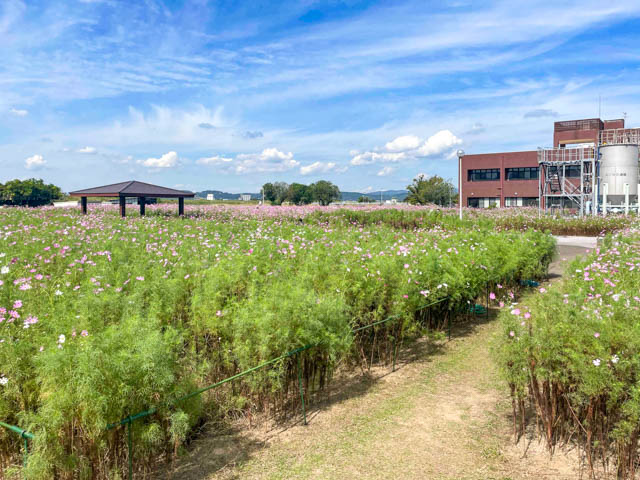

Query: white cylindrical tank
[600,144,639,206]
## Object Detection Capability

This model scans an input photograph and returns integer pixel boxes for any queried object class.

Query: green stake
[297,353,307,425]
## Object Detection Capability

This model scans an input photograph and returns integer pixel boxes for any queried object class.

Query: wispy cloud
[1,1,640,191]
[9,107,28,116]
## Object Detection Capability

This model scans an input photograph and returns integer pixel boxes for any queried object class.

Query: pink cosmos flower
[539,287,546,293]
[499,301,505,308]
[511,308,521,316]
[81,330,89,337]
[509,331,515,337]
[216,310,222,317]
[594,332,600,338]
[13,300,22,309]
[489,292,496,300]
[136,276,144,281]
[404,264,409,269]
[524,312,531,319]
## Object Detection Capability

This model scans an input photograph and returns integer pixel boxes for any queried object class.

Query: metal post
[580,159,584,218]
[296,354,307,425]
[178,197,185,216]
[81,196,87,214]
[457,149,465,220]
[127,420,133,480]
[624,183,629,215]
[139,197,146,216]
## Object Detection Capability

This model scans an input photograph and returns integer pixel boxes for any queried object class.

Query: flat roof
[69,180,195,198]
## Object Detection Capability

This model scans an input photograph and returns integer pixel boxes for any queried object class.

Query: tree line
[0,178,63,207]
[262,180,340,205]
[406,175,457,206]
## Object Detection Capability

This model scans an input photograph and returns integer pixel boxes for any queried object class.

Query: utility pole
[457,150,465,220]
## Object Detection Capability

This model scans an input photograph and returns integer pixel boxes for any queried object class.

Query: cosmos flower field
[0,203,585,478]
[496,228,640,478]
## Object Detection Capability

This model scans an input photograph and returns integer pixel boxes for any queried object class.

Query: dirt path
[168,243,591,480]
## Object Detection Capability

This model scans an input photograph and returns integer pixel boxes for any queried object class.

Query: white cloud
[9,107,28,117]
[25,154,45,170]
[77,146,97,154]
[196,148,299,174]
[196,155,233,165]
[235,148,299,173]
[138,151,179,168]
[350,151,406,166]
[415,130,462,156]
[377,166,394,176]
[385,135,421,152]
[351,129,462,166]
[299,161,347,175]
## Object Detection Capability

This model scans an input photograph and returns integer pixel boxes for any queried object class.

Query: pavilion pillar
[119,196,126,217]
[178,197,184,216]
[139,197,146,216]
[81,196,87,214]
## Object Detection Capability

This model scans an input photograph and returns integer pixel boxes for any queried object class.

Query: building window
[467,169,500,181]
[505,167,539,180]
[504,197,539,207]
[468,197,500,208]
[548,165,581,178]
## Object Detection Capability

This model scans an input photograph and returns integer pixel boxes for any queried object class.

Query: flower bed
[496,231,640,478]
[0,207,554,478]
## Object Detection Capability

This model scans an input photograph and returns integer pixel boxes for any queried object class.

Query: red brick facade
[461,117,627,208]
[460,151,538,207]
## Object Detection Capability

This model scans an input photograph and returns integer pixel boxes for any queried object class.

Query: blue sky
[2,0,640,193]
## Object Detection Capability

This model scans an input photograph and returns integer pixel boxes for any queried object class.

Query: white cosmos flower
[55,290,63,296]
[0,376,8,386]
[0,266,9,275]
[58,334,66,344]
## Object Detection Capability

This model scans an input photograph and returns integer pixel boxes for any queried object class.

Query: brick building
[460,117,625,208]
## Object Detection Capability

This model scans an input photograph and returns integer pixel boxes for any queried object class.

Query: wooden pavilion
[69,180,195,217]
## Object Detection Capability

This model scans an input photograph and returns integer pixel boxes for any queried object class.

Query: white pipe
[624,183,630,215]
[603,183,608,216]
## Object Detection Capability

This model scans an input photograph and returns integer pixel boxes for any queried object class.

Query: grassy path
[170,245,588,480]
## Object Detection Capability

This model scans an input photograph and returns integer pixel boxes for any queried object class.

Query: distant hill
[340,190,408,202]
[195,189,408,202]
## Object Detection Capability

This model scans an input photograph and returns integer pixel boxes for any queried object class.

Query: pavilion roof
[69,180,195,198]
